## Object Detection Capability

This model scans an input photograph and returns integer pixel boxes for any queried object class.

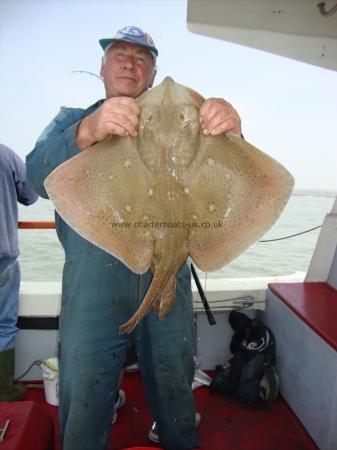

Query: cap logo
[119,26,144,37]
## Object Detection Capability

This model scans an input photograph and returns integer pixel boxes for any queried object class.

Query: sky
[1,0,337,190]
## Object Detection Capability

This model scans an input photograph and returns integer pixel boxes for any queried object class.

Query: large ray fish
[45,77,294,333]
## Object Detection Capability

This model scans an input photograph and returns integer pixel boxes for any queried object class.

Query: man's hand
[199,98,241,137]
[76,97,140,150]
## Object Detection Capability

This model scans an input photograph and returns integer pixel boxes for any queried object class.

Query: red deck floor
[14,371,318,450]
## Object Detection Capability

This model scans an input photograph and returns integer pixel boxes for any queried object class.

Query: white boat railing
[17,221,306,315]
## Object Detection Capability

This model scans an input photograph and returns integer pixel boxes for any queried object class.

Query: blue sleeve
[12,155,39,206]
[26,107,86,199]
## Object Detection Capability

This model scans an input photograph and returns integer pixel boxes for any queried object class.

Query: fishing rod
[190,263,216,326]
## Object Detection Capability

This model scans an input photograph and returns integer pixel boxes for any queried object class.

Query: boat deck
[3,371,318,450]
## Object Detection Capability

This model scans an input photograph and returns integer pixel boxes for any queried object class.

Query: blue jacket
[0,143,38,263]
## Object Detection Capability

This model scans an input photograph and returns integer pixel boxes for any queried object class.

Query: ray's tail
[118,255,175,334]
[118,227,188,334]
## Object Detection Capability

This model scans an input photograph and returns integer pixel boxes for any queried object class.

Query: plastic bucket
[40,357,59,406]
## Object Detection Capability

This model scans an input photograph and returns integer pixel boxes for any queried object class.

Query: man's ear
[148,68,157,88]
[100,57,104,78]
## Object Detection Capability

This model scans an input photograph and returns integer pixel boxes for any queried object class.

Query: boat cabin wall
[327,242,337,289]
[306,196,337,285]
[325,197,337,289]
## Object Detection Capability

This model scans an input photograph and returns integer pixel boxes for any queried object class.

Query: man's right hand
[76,97,140,150]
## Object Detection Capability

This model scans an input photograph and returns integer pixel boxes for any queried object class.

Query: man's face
[100,42,156,99]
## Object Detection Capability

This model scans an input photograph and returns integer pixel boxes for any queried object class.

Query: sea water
[18,195,335,281]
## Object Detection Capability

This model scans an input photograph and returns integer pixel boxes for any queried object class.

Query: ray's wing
[45,136,158,274]
[185,134,294,272]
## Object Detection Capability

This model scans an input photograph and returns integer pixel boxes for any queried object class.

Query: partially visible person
[0,143,38,401]
[210,310,277,405]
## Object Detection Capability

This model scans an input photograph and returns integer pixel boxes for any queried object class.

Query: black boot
[0,348,27,401]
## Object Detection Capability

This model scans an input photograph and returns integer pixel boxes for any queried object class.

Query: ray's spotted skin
[44,77,294,334]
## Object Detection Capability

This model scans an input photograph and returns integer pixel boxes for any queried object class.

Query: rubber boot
[0,348,27,401]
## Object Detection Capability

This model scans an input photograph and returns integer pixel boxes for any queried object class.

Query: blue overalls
[26,103,198,450]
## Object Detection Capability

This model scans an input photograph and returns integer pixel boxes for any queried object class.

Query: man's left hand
[199,98,241,136]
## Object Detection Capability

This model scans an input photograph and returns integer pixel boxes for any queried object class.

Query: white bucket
[40,357,59,406]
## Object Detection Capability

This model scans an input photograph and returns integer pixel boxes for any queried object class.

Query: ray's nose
[158,132,177,148]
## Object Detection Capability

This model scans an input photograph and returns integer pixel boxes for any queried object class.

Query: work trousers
[0,259,20,351]
[59,251,198,450]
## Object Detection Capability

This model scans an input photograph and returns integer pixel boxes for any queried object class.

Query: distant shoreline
[292,189,337,198]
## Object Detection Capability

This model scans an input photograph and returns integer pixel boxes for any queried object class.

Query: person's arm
[12,154,39,206]
[27,98,140,198]
[26,107,85,199]
[230,331,245,354]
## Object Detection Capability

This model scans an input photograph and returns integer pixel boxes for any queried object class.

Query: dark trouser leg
[59,255,138,450]
[0,259,20,351]
[136,264,199,450]
[237,354,266,404]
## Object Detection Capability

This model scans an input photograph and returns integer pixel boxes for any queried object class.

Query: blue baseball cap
[99,26,158,61]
